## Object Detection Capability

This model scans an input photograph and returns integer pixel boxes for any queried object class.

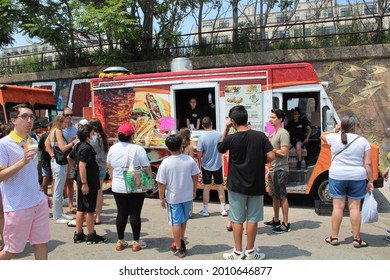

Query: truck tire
[311,173,332,202]
[145,166,159,199]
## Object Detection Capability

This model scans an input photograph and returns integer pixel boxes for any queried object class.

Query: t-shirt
[197,130,222,171]
[269,128,290,173]
[217,130,274,196]
[107,142,150,194]
[69,142,100,192]
[156,154,200,204]
[326,133,371,180]
[0,132,44,212]
[63,125,78,142]
[286,118,310,141]
[90,136,107,171]
[185,106,202,128]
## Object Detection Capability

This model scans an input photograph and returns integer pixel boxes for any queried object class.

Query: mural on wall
[313,59,390,165]
[30,79,91,119]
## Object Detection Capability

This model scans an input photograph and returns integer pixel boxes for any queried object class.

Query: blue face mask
[91,135,97,143]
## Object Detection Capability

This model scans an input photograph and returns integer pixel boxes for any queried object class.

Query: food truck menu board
[224,84,263,131]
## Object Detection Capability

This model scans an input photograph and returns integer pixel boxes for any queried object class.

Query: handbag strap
[124,144,136,171]
[332,135,361,162]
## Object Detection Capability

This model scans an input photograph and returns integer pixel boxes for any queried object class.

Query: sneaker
[264,218,280,227]
[116,240,128,251]
[244,248,266,260]
[386,236,390,242]
[199,209,209,217]
[54,217,70,224]
[223,249,244,260]
[86,231,107,245]
[132,240,147,252]
[272,222,291,234]
[173,247,186,258]
[73,231,86,243]
[386,229,390,235]
[221,209,228,216]
[62,214,75,220]
[171,240,186,252]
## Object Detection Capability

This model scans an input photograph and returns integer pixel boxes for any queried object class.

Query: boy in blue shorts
[156,135,200,258]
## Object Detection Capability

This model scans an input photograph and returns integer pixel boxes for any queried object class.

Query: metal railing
[0,14,389,75]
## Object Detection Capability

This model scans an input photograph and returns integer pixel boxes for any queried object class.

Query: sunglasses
[64,114,73,117]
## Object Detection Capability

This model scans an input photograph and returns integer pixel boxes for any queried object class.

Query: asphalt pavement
[13,186,390,260]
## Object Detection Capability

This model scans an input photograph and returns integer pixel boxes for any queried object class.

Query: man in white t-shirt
[0,103,51,260]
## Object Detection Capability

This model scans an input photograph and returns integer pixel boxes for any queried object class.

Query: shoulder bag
[123,145,152,193]
[53,130,71,165]
[331,136,361,162]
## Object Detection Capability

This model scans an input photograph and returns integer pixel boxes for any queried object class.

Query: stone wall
[1,44,389,164]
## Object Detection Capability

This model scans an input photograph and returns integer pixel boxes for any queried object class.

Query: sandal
[353,239,368,248]
[325,236,340,246]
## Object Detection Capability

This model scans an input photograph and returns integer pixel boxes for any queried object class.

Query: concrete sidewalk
[16,187,390,260]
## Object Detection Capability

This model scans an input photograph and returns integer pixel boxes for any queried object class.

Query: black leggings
[113,192,145,241]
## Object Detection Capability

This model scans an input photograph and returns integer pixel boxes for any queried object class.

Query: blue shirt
[197,130,222,171]
[63,125,78,142]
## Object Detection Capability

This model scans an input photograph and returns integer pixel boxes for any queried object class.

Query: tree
[0,0,17,47]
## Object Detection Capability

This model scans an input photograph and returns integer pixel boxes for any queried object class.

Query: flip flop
[353,239,368,248]
[325,236,340,246]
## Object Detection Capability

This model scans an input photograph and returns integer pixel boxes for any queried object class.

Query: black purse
[53,130,71,165]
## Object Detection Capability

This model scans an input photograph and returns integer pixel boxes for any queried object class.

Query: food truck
[0,84,56,125]
[90,62,381,201]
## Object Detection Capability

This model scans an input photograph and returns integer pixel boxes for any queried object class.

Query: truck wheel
[311,173,332,202]
[145,166,159,199]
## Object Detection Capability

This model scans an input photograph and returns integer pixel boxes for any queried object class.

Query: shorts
[201,167,223,185]
[291,137,303,147]
[167,201,192,226]
[99,166,107,180]
[3,197,50,254]
[41,165,52,177]
[77,188,98,213]
[268,170,288,200]
[329,178,366,199]
[227,190,264,224]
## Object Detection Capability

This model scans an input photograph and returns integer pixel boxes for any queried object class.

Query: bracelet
[82,182,87,184]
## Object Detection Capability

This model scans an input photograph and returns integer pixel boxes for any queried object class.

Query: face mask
[91,135,97,143]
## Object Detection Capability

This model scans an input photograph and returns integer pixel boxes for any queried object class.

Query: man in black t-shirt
[185,98,201,130]
[38,123,52,195]
[218,105,275,260]
[285,108,311,169]
[68,124,106,245]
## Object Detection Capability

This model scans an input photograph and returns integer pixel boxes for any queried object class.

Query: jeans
[51,160,68,220]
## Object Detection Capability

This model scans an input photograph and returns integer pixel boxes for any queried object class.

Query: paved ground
[13,185,390,261]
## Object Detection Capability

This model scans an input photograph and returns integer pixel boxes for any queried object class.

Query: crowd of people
[0,101,386,260]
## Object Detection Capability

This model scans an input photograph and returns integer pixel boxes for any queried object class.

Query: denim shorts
[99,166,107,180]
[167,200,192,226]
[228,190,264,224]
[41,165,52,177]
[329,178,366,199]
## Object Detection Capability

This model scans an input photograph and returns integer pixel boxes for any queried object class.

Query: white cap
[79,119,89,126]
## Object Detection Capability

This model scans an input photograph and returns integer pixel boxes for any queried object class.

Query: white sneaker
[199,209,209,217]
[221,209,228,216]
[62,214,75,220]
[223,249,244,260]
[244,248,266,260]
[54,217,70,224]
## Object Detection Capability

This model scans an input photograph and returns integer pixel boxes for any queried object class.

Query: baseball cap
[118,124,135,136]
[79,119,89,126]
